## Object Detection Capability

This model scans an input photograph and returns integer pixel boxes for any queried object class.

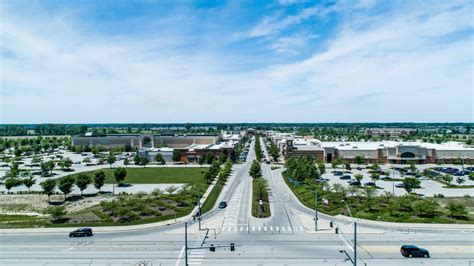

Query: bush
[46,206,68,224]
[447,203,468,220]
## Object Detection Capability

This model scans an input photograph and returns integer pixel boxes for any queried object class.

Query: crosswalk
[220,224,306,234]
[187,231,208,265]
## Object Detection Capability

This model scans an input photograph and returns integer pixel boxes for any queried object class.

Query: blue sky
[0,0,472,123]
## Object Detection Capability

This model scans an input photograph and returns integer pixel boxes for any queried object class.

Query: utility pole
[354,221,357,266]
[185,222,188,266]
[314,190,318,231]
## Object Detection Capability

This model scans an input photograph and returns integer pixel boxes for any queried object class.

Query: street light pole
[314,190,318,231]
[354,221,357,266]
[197,192,202,230]
[185,222,188,266]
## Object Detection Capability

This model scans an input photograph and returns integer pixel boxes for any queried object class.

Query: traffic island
[251,178,271,218]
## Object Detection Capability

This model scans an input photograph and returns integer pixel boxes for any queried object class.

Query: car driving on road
[400,245,430,258]
[69,228,93,237]
[219,201,228,209]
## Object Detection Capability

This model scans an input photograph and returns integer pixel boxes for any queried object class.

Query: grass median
[251,178,271,218]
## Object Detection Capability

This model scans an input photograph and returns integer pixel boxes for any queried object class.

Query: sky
[0,0,473,123]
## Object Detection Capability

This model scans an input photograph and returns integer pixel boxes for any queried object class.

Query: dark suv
[219,201,228,209]
[69,228,93,237]
[400,245,429,258]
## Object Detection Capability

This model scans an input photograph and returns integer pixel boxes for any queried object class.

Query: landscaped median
[249,158,271,218]
[283,157,474,224]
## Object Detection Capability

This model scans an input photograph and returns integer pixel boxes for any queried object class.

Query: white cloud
[0,1,472,123]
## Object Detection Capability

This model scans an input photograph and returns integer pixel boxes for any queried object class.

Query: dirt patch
[69,212,101,223]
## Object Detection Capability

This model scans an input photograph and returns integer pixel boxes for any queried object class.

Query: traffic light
[210,244,215,252]
[230,243,235,252]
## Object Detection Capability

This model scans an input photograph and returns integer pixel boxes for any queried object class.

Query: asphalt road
[1,137,473,266]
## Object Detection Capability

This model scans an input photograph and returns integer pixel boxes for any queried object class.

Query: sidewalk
[0,176,221,235]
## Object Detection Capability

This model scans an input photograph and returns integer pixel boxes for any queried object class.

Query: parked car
[364,182,376,187]
[219,201,228,209]
[69,228,93,237]
[333,171,344,176]
[340,175,351,180]
[395,183,405,188]
[400,245,430,258]
[348,180,361,186]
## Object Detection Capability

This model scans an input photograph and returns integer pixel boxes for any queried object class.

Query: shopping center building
[269,133,474,164]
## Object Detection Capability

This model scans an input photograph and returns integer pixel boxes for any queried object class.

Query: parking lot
[321,164,474,197]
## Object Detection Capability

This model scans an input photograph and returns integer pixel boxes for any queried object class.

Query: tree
[456,177,465,186]
[106,153,116,168]
[354,173,363,183]
[23,176,36,192]
[155,153,166,165]
[94,171,106,192]
[4,177,20,193]
[172,150,182,162]
[198,156,205,167]
[249,159,262,179]
[362,186,376,199]
[408,161,417,172]
[317,162,326,175]
[114,167,127,186]
[468,172,474,181]
[442,174,453,185]
[345,162,351,170]
[41,160,55,176]
[76,174,91,196]
[58,176,75,201]
[59,157,73,170]
[133,154,141,165]
[354,155,365,166]
[402,177,421,193]
[40,179,56,202]
[46,206,68,223]
[370,172,380,186]
[140,157,149,167]
[447,202,468,219]
[123,157,129,168]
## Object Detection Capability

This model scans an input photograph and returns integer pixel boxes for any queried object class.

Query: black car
[69,228,93,237]
[218,201,228,209]
[333,171,344,176]
[400,245,430,258]
[395,183,405,188]
[348,180,361,186]
[340,175,351,180]
[364,182,376,187]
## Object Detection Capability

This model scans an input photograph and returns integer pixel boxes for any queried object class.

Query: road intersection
[0,138,473,265]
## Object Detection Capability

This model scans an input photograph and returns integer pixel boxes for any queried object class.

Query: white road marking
[175,246,185,266]
[258,226,261,231]
[252,226,255,231]
[281,226,285,231]
[270,226,273,231]
[287,226,292,231]
[239,226,243,231]
[275,226,279,231]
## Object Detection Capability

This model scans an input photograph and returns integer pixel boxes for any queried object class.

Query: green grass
[201,181,224,214]
[0,214,48,228]
[252,179,271,218]
[443,185,474,189]
[66,167,209,184]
